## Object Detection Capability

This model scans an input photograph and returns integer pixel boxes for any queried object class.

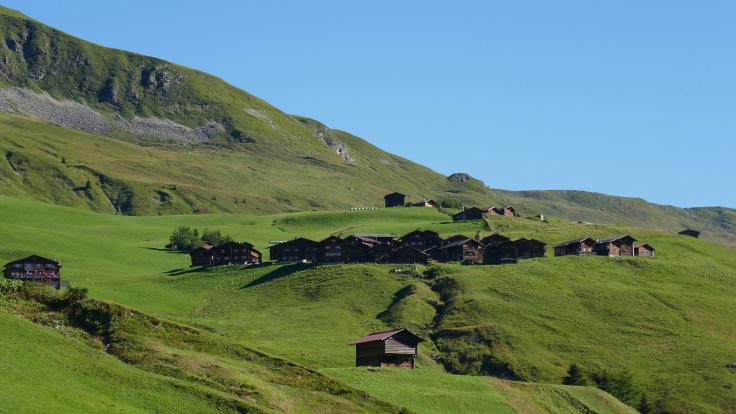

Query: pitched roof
[267,237,318,250]
[554,237,596,248]
[636,243,656,250]
[596,235,637,244]
[514,238,547,246]
[350,328,423,345]
[384,192,407,198]
[440,238,482,250]
[4,255,59,267]
[353,233,394,239]
[399,229,439,239]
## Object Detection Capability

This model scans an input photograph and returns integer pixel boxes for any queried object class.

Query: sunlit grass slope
[1,196,735,412]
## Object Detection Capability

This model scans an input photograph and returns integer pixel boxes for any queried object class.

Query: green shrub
[563,363,588,385]
[0,278,23,294]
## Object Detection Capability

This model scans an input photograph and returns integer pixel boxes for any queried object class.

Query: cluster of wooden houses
[554,235,655,257]
[265,230,544,265]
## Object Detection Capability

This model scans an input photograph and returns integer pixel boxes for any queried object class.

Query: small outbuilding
[399,229,442,251]
[412,199,437,208]
[483,240,518,264]
[635,243,656,257]
[268,238,320,263]
[678,229,700,238]
[439,238,484,263]
[384,192,407,208]
[452,207,485,222]
[554,237,597,256]
[514,238,547,259]
[594,235,636,257]
[351,328,422,368]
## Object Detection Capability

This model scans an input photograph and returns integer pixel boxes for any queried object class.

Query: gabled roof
[636,243,656,251]
[445,234,471,244]
[4,255,59,267]
[399,229,440,240]
[268,237,318,250]
[215,241,254,249]
[554,237,596,248]
[453,207,484,217]
[514,238,547,246]
[353,233,394,239]
[596,235,637,244]
[318,235,343,244]
[440,238,482,250]
[481,234,511,243]
[350,328,423,345]
[392,245,431,257]
[384,192,407,198]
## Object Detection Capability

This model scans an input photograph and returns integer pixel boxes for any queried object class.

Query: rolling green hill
[0,196,734,412]
[0,5,734,247]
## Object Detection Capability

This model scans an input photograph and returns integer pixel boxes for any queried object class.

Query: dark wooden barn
[480,234,511,246]
[210,241,262,266]
[483,240,518,264]
[439,238,484,263]
[553,237,596,256]
[594,235,636,257]
[452,207,485,222]
[268,238,320,263]
[3,255,62,289]
[514,238,546,259]
[351,328,422,368]
[399,229,443,251]
[189,243,214,266]
[318,235,346,263]
[342,236,378,263]
[379,246,430,264]
[678,229,700,238]
[635,243,656,257]
[384,192,407,208]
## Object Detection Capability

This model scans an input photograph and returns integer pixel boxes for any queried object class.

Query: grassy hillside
[0,196,734,412]
[0,6,734,247]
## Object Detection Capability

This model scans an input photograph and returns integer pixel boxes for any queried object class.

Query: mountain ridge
[0,5,734,246]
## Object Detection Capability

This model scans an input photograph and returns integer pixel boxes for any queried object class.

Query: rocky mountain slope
[0,6,734,245]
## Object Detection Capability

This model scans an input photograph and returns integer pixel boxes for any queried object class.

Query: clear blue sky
[6,1,735,208]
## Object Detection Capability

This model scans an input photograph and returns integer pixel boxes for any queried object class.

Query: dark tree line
[168,227,233,251]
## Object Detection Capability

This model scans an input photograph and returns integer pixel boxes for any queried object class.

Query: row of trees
[168,227,233,252]
[563,363,671,413]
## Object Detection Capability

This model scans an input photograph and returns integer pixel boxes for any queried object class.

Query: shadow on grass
[144,247,186,254]
[164,266,209,276]
[242,262,317,288]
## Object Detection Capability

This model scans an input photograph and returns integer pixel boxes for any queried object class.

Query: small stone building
[351,328,422,368]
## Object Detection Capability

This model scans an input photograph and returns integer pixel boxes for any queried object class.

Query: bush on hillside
[591,369,640,406]
[437,198,463,209]
[562,363,588,386]
[0,278,23,294]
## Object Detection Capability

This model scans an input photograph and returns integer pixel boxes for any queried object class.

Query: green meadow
[2,195,735,412]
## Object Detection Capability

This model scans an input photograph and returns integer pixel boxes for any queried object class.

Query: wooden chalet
[399,229,442,251]
[486,206,516,217]
[594,235,636,257]
[384,192,407,208]
[635,243,656,257]
[189,243,214,266]
[513,238,546,259]
[343,236,378,263]
[318,235,346,263]
[678,229,700,238]
[439,238,484,264]
[480,234,511,246]
[412,199,437,208]
[483,240,518,264]
[351,328,422,368]
[3,255,62,289]
[268,238,319,263]
[553,237,596,256]
[452,207,485,222]
[211,241,262,266]
[378,245,430,264]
